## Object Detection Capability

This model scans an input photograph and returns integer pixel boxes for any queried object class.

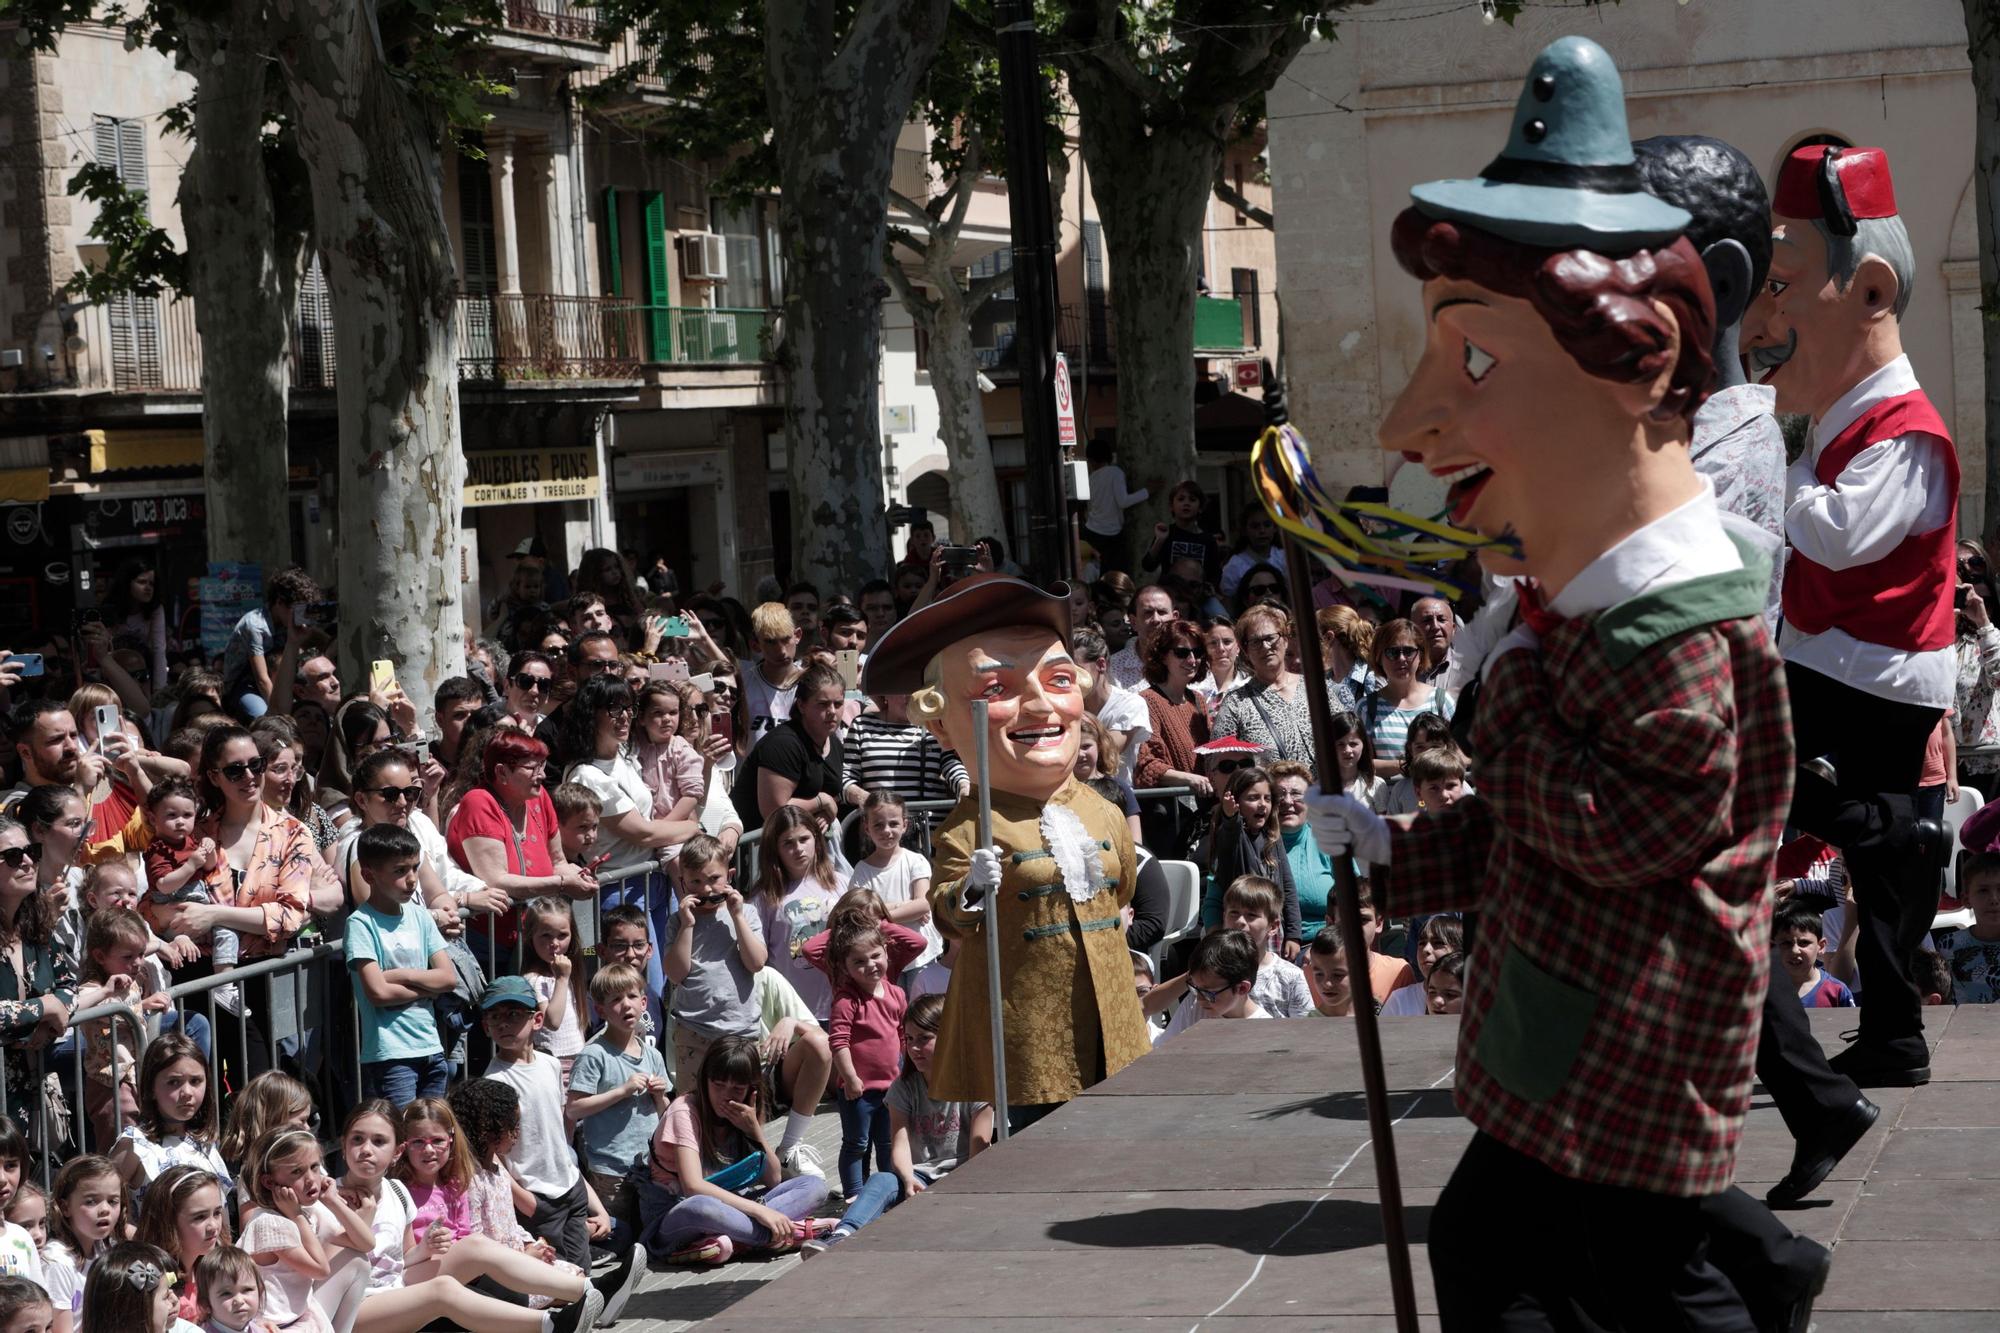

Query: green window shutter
[603,187,622,297]
[642,191,671,360]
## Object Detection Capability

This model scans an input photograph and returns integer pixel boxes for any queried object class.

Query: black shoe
[1766,1240,1832,1333]
[1767,1096,1879,1208]
[1904,816,1950,863]
[1827,1041,1929,1088]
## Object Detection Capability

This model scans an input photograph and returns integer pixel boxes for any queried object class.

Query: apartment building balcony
[486,0,611,65]
[457,292,646,383]
[974,294,1258,378]
[634,306,781,409]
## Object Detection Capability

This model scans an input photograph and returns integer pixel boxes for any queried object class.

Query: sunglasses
[0,844,38,869]
[1167,646,1198,660]
[1245,583,1281,596]
[603,704,634,718]
[363,785,424,805]
[217,757,268,782]
[1383,646,1421,661]
[511,673,552,693]
[1247,634,1284,649]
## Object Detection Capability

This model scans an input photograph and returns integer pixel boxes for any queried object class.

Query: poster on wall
[199,561,263,657]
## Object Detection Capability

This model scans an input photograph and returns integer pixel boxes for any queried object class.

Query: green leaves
[61,161,187,301]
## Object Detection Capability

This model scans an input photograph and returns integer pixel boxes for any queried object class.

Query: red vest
[1781,388,1957,652]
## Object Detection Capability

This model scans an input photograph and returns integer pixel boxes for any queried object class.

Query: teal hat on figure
[1410,35,1689,250]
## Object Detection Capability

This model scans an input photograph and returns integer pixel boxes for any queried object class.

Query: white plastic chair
[1148,859,1203,977]
[1935,783,1985,932]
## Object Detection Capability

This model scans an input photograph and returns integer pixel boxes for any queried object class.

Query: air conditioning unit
[705,313,737,350]
[679,233,727,282]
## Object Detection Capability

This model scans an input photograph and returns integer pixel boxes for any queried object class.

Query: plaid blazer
[1382,555,1791,1196]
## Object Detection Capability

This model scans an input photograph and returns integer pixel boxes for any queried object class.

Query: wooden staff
[1280,536,1419,1333]
[971,698,1010,1139]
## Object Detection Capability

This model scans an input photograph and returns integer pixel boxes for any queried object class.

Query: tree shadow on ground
[1047,1197,1434,1256]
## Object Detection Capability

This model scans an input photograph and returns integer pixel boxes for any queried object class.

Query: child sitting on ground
[1933,851,2000,1004]
[1303,934,1353,1017]
[639,1037,832,1266]
[802,992,992,1258]
[1215,876,1312,1018]
[1145,930,1271,1040]
[1344,883,1416,1005]
[1381,914,1464,1017]
[1425,951,1467,1015]
[1774,898,1856,1008]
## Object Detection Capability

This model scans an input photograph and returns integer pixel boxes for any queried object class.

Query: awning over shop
[0,470,49,504]
[87,428,205,474]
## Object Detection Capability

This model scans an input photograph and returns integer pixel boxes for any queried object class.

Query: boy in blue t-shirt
[1774,897,1854,1009]
[1934,851,2000,1004]
[344,823,458,1100]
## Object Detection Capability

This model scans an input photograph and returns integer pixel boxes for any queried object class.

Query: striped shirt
[842,715,969,822]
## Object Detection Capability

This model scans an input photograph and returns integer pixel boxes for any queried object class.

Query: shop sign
[462,448,601,507]
[613,451,721,493]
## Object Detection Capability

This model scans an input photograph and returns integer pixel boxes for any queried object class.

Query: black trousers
[1428,1132,1756,1331]
[1698,1187,1827,1327]
[1756,967,1859,1141]
[1786,664,1943,1057]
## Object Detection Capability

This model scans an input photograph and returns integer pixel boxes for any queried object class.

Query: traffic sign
[1053,352,1077,449]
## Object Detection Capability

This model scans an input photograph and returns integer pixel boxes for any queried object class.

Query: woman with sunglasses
[445,730,594,968]
[559,676,700,974]
[151,725,315,1080]
[315,699,397,830]
[0,813,78,1141]
[1133,621,1212,860]
[503,651,558,731]
[1212,605,1319,764]
[1361,619,1453,780]
[1229,563,1289,621]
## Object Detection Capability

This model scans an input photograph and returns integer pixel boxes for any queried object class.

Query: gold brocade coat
[926,776,1154,1105]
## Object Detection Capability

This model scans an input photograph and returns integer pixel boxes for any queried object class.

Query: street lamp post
[995,0,1072,585]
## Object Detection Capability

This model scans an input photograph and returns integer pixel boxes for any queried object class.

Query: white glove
[960,846,1004,911]
[1302,785,1392,866]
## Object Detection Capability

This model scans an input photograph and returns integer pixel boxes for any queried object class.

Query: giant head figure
[1745,144,1913,420]
[1378,36,1715,599]
[861,575,1086,803]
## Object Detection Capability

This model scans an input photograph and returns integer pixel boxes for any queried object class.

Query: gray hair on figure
[1811,214,1914,320]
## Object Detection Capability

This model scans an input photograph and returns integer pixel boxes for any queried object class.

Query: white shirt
[565,752,664,875]
[1084,464,1147,536]
[1094,685,1152,786]
[1485,479,1743,681]
[1108,645,1146,691]
[1253,952,1313,1018]
[1778,355,1956,708]
[486,1050,581,1197]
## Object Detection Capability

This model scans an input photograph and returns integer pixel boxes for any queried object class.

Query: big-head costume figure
[1747,143,1954,1089]
[862,575,1151,1128]
[1306,37,1793,1325]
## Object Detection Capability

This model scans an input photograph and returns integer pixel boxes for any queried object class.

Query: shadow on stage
[1046,1198,1435,1255]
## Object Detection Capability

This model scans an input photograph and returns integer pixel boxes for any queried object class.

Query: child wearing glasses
[1144,929,1270,1040]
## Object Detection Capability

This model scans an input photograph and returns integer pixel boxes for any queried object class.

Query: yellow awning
[86,428,205,474]
[0,469,49,503]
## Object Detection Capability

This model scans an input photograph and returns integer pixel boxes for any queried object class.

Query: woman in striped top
[838,694,969,832]
[1361,619,1452,779]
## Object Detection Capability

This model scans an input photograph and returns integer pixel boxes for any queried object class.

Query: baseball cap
[479,975,539,1011]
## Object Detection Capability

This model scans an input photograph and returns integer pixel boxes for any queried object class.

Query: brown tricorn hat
[861,574,1075,695]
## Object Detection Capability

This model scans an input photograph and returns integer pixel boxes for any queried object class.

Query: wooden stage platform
[693,1005,2000,1330]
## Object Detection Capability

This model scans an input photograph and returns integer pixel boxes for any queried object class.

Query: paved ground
[603,1005,2000,1330]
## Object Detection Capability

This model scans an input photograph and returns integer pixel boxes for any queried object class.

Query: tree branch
[882,258,939,332]
[1212,168,1272,229]
[964,266,1012,318]
[889,187,941,237]
[939,131,984,243]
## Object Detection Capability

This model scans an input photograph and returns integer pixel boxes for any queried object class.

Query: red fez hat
[1772,145,1898,231]
[860,573,1074,695]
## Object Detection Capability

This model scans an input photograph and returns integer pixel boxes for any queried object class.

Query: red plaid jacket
[1382,560,1791,1196]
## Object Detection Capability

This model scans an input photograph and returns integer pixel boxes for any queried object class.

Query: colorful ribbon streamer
[1249,424,1521,602]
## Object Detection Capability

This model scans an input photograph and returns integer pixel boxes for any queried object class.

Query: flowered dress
[0,924,77,1147]
[1955,624,2000,787]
